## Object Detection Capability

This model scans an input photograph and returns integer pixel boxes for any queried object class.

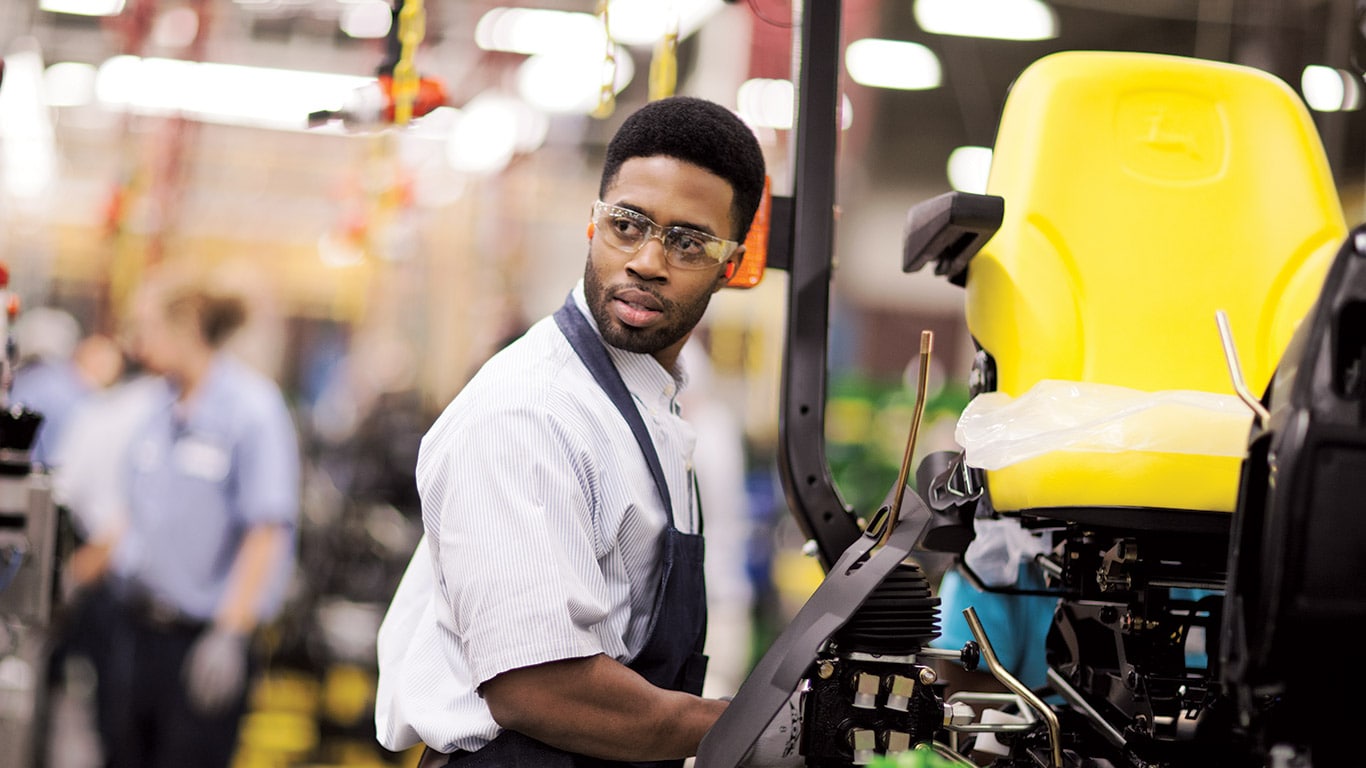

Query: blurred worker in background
[377,97,796,767]
[679,338,756,700]
[10,307,123,467]
[80,267,300,768]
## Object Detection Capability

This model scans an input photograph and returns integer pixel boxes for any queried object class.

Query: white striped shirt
[375,282,699,754]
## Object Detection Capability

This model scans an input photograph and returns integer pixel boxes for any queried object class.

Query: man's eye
[610,216,645,239]
[668,231,708,257]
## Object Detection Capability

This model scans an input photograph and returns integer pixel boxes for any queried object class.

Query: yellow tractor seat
[913,51,1347,517]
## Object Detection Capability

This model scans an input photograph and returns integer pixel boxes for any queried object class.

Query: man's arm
[483,653,727,761]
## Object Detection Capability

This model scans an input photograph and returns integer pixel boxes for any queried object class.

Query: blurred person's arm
[214,523,290,634]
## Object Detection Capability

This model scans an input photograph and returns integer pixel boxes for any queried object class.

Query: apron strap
[553,296,674,523]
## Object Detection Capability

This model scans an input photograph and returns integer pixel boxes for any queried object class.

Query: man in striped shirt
[377,97,792,767]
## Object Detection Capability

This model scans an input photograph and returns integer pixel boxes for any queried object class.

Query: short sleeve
[423,395,618,687]
[235,386,301,527]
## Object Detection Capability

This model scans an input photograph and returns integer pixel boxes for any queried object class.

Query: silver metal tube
[1034,553,1063,580]
[915,647,966,662]
[1215,309,1271,425]
[963,607,1063,768]
[1047,667,1127,750]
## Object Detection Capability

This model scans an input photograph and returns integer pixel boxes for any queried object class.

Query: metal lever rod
[878,330,934,548]
[1215,309,1271,425]
[963,607,1063,768]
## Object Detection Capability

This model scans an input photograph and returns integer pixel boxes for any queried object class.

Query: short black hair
[600,96,766,243]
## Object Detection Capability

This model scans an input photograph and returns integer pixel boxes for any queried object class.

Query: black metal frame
[771,0,862,569]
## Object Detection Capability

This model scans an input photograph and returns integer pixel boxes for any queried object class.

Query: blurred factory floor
[45,657,420,768]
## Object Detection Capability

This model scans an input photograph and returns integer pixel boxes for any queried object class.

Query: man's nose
[625,234,670,280]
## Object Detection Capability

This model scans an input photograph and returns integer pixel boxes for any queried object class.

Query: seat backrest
[968,51,1346,399]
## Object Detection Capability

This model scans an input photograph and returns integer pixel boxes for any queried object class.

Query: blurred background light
[913,0,1058,41]
[95,56,374,131]
[947,145,993,193]
[517,47,634,114]
[446,93,521,174]
[738,78,853,130]
[0,42,57,201]
[845,38,942,90]
[339,0,393,40]
[738,78,794,129]
[1302,65,1362,112]
[43,62,97,108]
[475,8,605,57]
[151,6,200,49]
[38,0,125,16]
[606,0,726,46]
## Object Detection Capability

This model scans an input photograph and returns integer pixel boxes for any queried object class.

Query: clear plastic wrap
[956,380,1254,471]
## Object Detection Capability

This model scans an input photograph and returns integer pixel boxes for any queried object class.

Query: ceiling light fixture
[845,39,941,90]
[340,0,393,39]
[475,8,605,58]
[946,146,993,194]
[606,0,726,46]
[44,62,98,108]
[95,56,375,131]
[913,0,1058,41]
[516,47,634,114]
[1301,65,1362,112]
[39,0,125,16]
[737,78,853,130]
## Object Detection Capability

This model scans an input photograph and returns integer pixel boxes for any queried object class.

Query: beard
[583,255,714,356]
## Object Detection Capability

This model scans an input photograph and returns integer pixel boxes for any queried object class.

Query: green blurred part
[827,373,971,519]
[868,746,964,768]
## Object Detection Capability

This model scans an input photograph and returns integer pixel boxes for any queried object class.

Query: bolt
[1099,605,1119,624]
[919,667,938,685]
[818,661,835,679]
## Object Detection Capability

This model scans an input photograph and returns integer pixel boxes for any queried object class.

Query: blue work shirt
[115,355,300,622]
[12,359,90,467]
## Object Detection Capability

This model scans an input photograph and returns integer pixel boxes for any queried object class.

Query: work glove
[183,627,249,716]
[740,688,805,767]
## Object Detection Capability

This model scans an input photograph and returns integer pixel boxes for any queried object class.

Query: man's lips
[610,288,664,327]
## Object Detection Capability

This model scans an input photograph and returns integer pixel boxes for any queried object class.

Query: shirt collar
[570,280,688,408]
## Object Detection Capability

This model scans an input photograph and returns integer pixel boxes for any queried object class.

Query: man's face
[584,155,743,369]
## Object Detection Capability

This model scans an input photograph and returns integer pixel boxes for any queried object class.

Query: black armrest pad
[902,191,1004,286]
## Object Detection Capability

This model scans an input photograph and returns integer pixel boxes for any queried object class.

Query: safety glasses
[592,201,738,271]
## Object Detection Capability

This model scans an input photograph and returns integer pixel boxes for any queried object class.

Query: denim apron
[422,296,708,768]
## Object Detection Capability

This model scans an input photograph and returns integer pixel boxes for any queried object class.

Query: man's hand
[741,689,804,767]
[183,628,248,716]
[482,654,726,761]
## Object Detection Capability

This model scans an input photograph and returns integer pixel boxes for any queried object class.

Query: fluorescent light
[738,78,852,130]
[737,78,793,129]
[44,62,97,107]
[914,0,1058,41]
[95,55,374,131]
[475,8,605,57]
[39,0,125,16]
[607,0,726,46]
[947,146,992,193]
[0,44,57,201]
[845,39,941,90]
[516,47,634,114]
[340,0,392,39]
[446,94,520,174]
[1302,65,1362,112]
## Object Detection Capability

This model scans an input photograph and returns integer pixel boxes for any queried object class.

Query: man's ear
[715,247,746,292]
